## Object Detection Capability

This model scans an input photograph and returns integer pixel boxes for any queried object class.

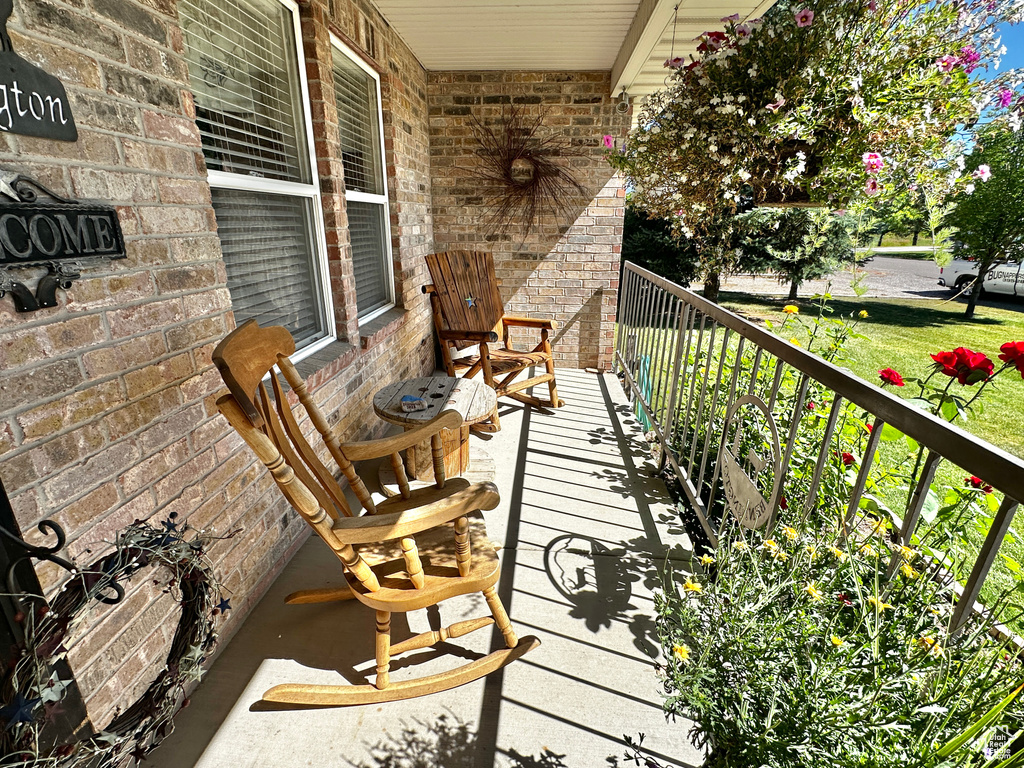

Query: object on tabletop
[212,319,538,706]
[423,250,564,432]
[399,395,428,413]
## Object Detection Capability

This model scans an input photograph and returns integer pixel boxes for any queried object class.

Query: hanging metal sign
[0,173,125,312]
[0,0,78,142]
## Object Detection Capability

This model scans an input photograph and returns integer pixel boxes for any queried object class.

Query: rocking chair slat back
[425,251,504,335]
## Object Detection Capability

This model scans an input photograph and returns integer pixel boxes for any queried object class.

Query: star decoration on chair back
[465,296,476,309]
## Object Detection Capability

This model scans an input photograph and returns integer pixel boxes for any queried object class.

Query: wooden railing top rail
[623,261,1024,504]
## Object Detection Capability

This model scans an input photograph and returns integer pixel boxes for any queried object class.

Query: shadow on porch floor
[148,370,702,768]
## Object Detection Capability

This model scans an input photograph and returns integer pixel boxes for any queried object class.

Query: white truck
[938,259,1024,298]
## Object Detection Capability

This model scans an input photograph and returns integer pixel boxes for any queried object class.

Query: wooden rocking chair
[424,250,564,432]
[212,319,539,706]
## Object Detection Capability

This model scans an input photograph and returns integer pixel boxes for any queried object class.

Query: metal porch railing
[614,261,1024,634]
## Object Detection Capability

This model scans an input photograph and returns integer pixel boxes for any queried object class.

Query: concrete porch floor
[148,370,703,768]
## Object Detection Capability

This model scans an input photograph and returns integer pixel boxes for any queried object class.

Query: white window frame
[330,34,395,326]
[200,0,336,362]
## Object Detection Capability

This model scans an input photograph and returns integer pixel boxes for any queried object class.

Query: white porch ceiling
[371,0,776,104]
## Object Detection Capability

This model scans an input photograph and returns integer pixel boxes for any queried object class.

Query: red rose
[780,495,789,510]
[865,423,873,433]
[878,367,905,387]
[836,593,853,607]
[999,340,1024,378]
[841,452,855,466]
[931,347,994,385]
[965,476,994,493]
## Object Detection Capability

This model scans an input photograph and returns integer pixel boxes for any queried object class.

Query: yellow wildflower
[783,305,799,314]
[805,582,824,601]
[683,578,703,594]
[773,549,790,562]
[673,643,691,663]
[858,310,869,319]
[859,543,878,558]
[869,518,888,536]
[781,526,798,541]
[761,539,779,553]
[699,554,716,566]
[790,337,802,347]
[830,635,846,648]
[897,545,919,562]
[805,544,819,560]
[900,562,920,580]
[827,545,848,562]
[733,540,748,552]
[868,596,894,612]
[917,636,943,656]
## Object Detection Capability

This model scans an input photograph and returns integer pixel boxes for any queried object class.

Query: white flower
[748,65,759,77]
[965,183,976,194]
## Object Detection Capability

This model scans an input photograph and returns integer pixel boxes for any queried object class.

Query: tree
[865,190,930,247]
[621,204,701,287]
[945,125,1024,319]
[738,209,856,299]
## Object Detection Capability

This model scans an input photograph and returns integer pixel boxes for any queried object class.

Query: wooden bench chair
[424,250,565,432]
[212,319,538,706]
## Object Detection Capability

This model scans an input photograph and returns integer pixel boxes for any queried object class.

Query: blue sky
[991,22,1024,75]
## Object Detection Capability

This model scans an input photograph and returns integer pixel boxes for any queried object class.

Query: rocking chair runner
[212,319,538,706]
[424,250,564,432]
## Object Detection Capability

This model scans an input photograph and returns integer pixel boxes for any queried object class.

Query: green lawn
[718,293,1024,458]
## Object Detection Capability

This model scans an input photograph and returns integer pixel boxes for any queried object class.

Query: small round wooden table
[372,376,496,492]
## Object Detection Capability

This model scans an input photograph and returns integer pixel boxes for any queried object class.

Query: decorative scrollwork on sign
[718,394,784,529]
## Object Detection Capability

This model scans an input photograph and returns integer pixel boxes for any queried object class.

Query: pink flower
[664,56,685,68]
[735,24,752,39]
[974,164,992,182]
[766,96,786,112]
[998,88,1015,109]
[862,152,884,175]
[960,46,981,74]
[865,178,881,197]
[867,0,876,9]
[721,13,740,22]
[602,135,614,149]
[936,55,959,74]
[794,7,814,27]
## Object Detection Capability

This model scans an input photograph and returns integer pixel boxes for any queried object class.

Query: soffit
[371,0,777,93]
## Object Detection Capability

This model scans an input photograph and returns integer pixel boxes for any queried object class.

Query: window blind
[347,200,389,315]
[179,0,309,184]
[212,189,325,345]
[332,56,384,196]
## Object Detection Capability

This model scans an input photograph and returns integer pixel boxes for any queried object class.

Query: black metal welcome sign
[0,0,77,142]
[0,174,124,312]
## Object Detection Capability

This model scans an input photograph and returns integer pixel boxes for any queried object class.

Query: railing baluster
[696,328,732,496]
[840,415,885,541]
[687,322,718,476]
[766,358,785,413]
[653,295,678,426]
[677,313,706,476]
[662,303,691,453]
[886,450,942,578]
[766,374,809,532]
[614,267,632,370]
[707,336,746,516]
[800,395,844,523]
[747,347,764,396]
[950,496,1021,635]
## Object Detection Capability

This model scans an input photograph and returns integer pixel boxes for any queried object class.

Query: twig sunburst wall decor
[468,105,589,240]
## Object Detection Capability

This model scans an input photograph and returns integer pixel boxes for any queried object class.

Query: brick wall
[0,0,434,729]
[426,72,630,370]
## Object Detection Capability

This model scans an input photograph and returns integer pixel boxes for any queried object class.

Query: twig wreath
[469,105,588,239]
[0,516,234,767]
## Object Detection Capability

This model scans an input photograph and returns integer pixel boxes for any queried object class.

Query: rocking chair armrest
[501,315,556,330]
[340,410,463,461]
[330,481,501,545]
[437,329,499,343]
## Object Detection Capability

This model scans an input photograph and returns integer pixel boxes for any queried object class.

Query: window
[331,38,394,322]
[180,0,332,350]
